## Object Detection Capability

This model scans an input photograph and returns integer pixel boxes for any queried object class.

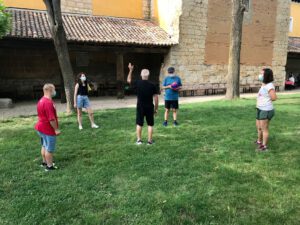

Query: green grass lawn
[0,95,299,225]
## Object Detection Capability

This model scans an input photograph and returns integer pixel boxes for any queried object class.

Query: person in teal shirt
[162,67,182,126]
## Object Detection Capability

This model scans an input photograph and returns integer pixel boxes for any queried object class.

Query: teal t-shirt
[163,75,182,100]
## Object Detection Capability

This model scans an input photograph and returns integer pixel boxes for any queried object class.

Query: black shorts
[136,106,154,126]
[165,100,179,110]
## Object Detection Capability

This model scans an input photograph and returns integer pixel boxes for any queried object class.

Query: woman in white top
[255,68,277,151]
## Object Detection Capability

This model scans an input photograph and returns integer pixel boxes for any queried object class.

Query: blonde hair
[141,69,150,78]
[43,83,55,92]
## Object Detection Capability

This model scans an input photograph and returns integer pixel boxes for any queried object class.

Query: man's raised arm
[127,63,134,84]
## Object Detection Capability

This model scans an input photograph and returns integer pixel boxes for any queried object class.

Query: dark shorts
[256,108,275,121]
[136,106,154,126]
[165,100,179,110]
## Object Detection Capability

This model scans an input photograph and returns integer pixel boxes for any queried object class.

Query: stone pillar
[163,0,209,88]
[271,0,291,91]
[61,0,92,14]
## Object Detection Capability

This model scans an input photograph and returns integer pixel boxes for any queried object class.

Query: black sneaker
[136,140,143,145]
[173,121,179,126]
[45,165,58,172]
[163,121,168,127]
[258,145,268,152]
[40,162,47,167]
[41,162,55,167]
[147,140,154,145]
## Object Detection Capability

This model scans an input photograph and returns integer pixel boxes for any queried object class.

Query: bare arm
[127,63,134,84]
[269,89,277,101]
[74,83,79,107]
[162,78,171,89]
[50,120,60,135]
[154,94,159,114]
[162,85,171,90]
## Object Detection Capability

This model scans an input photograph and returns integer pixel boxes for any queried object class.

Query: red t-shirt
[35,97,58,136]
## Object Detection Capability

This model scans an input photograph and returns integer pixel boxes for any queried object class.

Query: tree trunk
[226,0,246,99]
[43,0,75,113]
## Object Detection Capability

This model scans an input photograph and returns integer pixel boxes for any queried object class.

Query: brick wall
[162,0,290,90]
[61,0,92,14]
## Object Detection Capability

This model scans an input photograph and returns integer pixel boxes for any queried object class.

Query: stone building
[286,0,300,81]
[0,0,291,100]
[160,0,290,93]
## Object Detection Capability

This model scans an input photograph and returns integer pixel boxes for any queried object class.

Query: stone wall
[61,0,92,15]
[271,0,291,89]
[162,0,209,87]
[162,0,290,90]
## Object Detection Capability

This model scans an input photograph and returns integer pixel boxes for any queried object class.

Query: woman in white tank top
[255,68,277,151]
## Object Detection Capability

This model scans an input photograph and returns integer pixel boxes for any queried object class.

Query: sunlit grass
[0,94,299,225]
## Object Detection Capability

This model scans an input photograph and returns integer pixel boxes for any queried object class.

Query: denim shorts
[77,95,90,109]
[37,131,56,153]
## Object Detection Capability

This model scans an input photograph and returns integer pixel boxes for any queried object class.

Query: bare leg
[260,120,269,146]
[148,126,153,142]
[77,108,83,127]
[173,109,177,121]
[164,109,170,121]
[41,147,46,163]
[256,119,262,142]
[45,151,53,167]
[87,107,95,125]
[136,125,142,141]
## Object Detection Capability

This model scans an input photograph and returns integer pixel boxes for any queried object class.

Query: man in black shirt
[127,63,159,145]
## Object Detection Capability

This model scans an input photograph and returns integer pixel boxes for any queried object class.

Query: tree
[226,0,248,99]
[43,0,75,113]
[0,0,11,38]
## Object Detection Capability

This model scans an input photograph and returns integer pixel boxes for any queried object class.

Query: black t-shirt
[132,80,159,107]
[78,82,88,96]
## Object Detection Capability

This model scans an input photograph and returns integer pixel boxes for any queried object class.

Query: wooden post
[116,53,125,99]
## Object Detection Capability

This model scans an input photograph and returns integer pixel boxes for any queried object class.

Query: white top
[289,77,295,84]
[257,83,275,111]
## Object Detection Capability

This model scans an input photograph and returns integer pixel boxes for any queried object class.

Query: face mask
[258,74,264,82]
[80,76,86,82]
[51,90,56,98]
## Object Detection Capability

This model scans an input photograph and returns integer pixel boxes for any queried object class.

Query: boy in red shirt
[35,84,60,171]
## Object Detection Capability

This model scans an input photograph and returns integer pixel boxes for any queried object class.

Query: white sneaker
[91,124,99,129]
[79,125,83,130]
[136,140,143,145]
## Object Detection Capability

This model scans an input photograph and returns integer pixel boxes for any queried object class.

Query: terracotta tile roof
[5,8,176,46]
[288,37,300,53]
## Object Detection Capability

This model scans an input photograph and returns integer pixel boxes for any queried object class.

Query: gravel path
[1,90,299,120]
